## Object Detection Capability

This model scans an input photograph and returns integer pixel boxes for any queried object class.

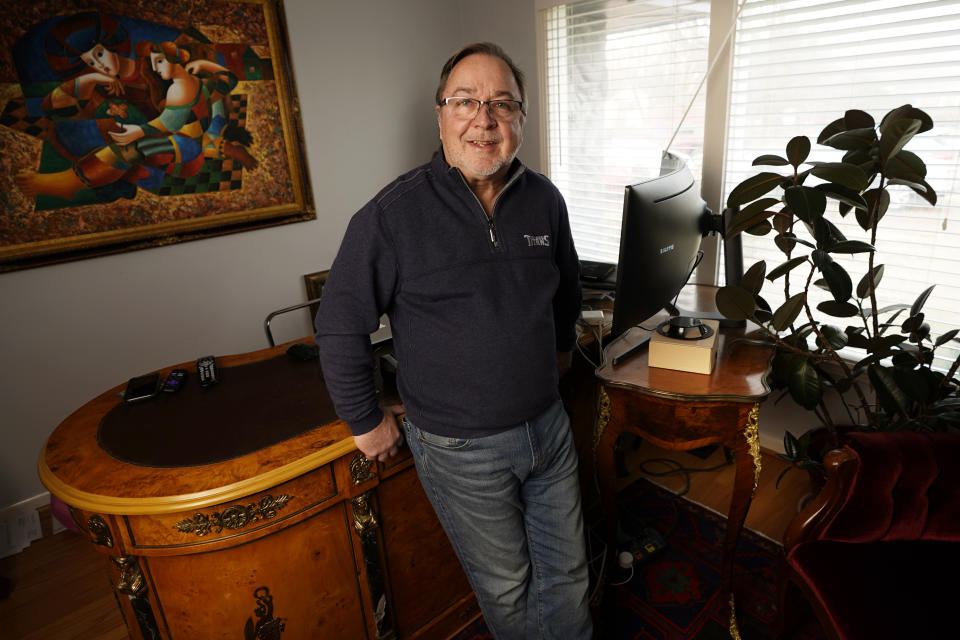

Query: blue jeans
[403,400,592,640]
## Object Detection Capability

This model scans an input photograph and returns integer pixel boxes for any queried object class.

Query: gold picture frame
[0,0,314,272]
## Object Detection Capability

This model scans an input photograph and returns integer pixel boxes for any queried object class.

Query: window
[542,0,711,263]
[540,0,960,371]
[726,0,960,372]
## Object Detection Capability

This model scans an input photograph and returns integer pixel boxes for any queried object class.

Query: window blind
[725,0,960,372]
[542,0,712,263]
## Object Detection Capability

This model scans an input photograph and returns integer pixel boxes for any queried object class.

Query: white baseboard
[0,491,63,559]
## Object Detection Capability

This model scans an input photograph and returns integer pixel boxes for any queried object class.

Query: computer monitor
[610,153,710,342]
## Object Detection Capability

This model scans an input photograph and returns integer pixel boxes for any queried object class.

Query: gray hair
[434,42,526,111]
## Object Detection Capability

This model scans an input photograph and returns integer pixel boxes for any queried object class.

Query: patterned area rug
[451,478,826,640]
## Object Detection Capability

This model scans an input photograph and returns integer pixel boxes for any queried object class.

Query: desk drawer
[124,464,338,551]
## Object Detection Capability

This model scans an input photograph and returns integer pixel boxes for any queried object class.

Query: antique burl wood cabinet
[38,340,478,639]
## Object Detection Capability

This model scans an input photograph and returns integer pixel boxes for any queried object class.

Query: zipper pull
[488,219,499,248]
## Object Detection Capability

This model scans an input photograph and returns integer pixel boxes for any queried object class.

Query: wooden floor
[0,443,812,640]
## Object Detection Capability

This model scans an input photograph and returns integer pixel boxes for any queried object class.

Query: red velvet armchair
[776,431,960,640]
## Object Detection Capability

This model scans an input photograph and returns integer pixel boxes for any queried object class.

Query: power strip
[618,527,667,567]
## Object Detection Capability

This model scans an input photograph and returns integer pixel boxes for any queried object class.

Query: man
[315,42,591,639]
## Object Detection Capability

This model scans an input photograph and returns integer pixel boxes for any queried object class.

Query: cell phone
[123,373,160,403]
[162,369,188,393]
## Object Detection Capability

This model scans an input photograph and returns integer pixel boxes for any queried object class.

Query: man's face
[436,54,524,183]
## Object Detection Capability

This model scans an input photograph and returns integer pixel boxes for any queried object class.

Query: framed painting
[303,269,328,325]
[0,0,314,272]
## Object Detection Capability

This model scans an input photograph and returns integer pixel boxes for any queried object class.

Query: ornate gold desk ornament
[173,494,293,537]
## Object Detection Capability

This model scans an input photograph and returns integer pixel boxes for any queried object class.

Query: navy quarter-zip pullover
[315,150,582,438]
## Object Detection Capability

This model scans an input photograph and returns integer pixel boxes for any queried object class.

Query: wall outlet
[0,494,49,559]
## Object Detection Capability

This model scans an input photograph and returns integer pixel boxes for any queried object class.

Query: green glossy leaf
[910,179,938,206]
[753,154,790,166]
[868,364,910,416]
[788,358,823,410]
[746,221,773,236]
[842,146,877,170]
[846,327,870,349]
[740,261,767,294]
[821,127,877,150]
[784,186,826,224]
[817,300,860,318]
[935,329,960,348]
[727,173,785,207]
[775,233,816,255]
[880,105,933,134]
[856,265,885,299]
[805,219,828,248]
[715,285,756,321]
[727,197,780,236]
[783,430,801,459]
[892,351,922,368]
[879,118,921,163]
[772,210,792,235]
[773,292,806,331]
[786,136,811,166]
[812,250,853,303]
[767,256,809,281]
[886,150,927,181]
[868,303,910,318]
[911,285,936,317]
[810,163,869,191]
[857,188,890,230]
[817,117,846,145]
[827,240,875,254]
[902,312,925,334]
[756,294,772,314]
[869,334,908,356]
[807,217,846,249]
[817,325,849,350]
[844,109,876,129]
[814,183,868,210]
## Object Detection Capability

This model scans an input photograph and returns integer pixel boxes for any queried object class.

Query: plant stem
[867,177,885,339]
[799,263,876,425]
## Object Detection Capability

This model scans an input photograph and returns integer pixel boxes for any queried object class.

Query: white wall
[0,0,540,509]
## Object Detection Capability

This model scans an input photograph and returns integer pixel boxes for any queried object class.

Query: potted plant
[713,105,960,481]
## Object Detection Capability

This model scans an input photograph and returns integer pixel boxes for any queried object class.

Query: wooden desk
[39,339,477,640]
[593,285,773,634]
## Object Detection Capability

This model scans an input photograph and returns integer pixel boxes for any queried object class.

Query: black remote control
[162,368,188,393]
[196,356,219,388]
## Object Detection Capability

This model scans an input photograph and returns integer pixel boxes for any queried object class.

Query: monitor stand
[610,301,745,367]
[664,303,746,329]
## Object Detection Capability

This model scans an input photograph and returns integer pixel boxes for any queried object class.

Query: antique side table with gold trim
[593,285,774,638]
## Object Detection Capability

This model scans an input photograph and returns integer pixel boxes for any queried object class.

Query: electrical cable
[663,0,749,157]
[609,563,634,587]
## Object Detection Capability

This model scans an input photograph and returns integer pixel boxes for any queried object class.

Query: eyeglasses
[440,97,524,121]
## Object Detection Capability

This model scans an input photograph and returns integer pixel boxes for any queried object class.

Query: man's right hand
[353,405,405,462]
